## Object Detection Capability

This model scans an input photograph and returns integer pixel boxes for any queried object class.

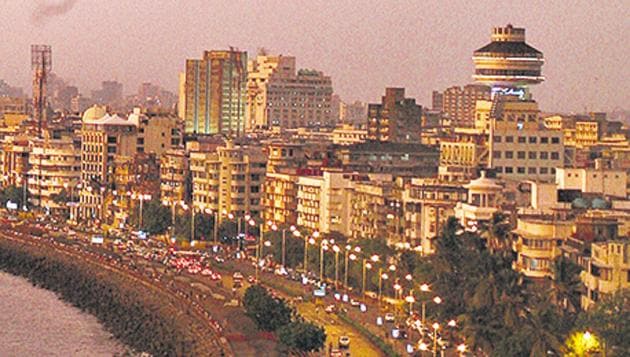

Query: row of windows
[494,135,560,144]
[475,68,541,77]
[493,151,560,160]
[496,166,556,175]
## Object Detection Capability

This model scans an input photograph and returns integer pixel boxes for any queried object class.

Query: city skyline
[0,1,627,113]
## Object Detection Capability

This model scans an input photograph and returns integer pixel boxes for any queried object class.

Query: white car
[338,335,350,349]
[385,313,395,322]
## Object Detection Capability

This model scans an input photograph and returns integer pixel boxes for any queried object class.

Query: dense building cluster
[1,24,630,312]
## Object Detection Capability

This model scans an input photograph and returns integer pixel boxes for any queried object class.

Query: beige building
[78,106,137,221]
[403,179,467,254]
[0,136,30,189]
[485,97,564,182]
[331,124,367,146]
[296,171,352,235]
[512,211,574,279]
[455,172,503,232]
[556,165,628,199]
[439,128,488,182]
[160,149,188,208]
[131,108,182,156]
[247,54,333,130]
[349,177,394,241]
[581,240,630,309]
[27,134,80,213]
[262,171,299,226]
[190,141,266,220]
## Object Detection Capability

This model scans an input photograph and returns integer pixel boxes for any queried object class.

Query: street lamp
[405,294,415,316]
[378,269,389,306]
[305,237,315,274]
[281,225,298,269]
[332,244,340,289]
[432,322,440,357]
[344,247,357,290]
[457,343,467,356]
[419,283,431,324]
[319,239,329,282]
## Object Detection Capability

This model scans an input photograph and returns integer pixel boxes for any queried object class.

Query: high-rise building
[472,24,544,93]
[247,54,333,130]
[437,84,490,127]
[190,141,266,220]
[184,49,247,136]
[367,88,422,143]
[91,80,123,105]
[78,106,137,220]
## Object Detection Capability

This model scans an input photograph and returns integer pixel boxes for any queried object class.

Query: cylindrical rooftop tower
[473,24,544,91]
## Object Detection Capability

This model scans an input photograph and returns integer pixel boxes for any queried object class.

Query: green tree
[0,185,25,208]
[243,285,293,331]
[140,199,172,235]
[551,256,583,312]
[575,289,630,356]
[277,320,326,353]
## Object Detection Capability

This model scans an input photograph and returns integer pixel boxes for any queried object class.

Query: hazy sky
[1,1,628,113]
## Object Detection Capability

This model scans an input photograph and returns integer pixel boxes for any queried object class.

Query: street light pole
[333,245,340,290]
[319,239,328,282]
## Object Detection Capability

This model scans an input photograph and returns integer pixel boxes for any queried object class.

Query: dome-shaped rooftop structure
[82,105,107,122]
[464,171,502,191]
[472,24,544,88]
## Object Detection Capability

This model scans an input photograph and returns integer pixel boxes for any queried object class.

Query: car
[385,313,395,322]
[350,299,360,307]
[338,335,350,349]
[247,275,257,284]
[325,304,336,313]
[330,348,343,357]
[364,291,378,300]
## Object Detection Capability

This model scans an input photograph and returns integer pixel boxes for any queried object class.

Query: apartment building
[78,106,137,220]
[262,171,299,226]
[160,149,189,208]
[512,211,574,279]
[27,134,80,213]
[485,97,564,182]
[296,171,352,235]
[367,88,422,143]
[581,240,630,309]
[435,84,491,127]
[190,141,266,220]
[247,55,333,130]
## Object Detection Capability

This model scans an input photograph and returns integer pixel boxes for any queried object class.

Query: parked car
[385,313,395,322]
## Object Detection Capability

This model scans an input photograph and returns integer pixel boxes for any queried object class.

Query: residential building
[439,129,488,182]
[0,136,30,188]
[581,240,630,309]
[349,177,394,241]
[334,142,439,177]
[262,171,299,226]
[27,134,80,214]
[485,97,564,182]
[265,141,307,174]
[512,210,574,279]
[556,164,628,199]
[247,54,333,130]
[130,108,182,156]
[403,178,467,254]
[331,124,367,146]
[78,106,137,221]
[91,80,123,105]
[367,88,422,143]
[160,149,189,208]
[339,100,367,126]
[190,141,266,220]
[296,171,352,235]
[0,96,27,116]
[436,84,491,127]
[184,49,247,136]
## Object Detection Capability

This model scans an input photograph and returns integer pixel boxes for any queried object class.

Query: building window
[518,137,526,143]
[528,152,537,160]
[505,151,514,159]
[517,151,526,159]
[540,167,549,174]
[493,151,502,159]
[551,152,560,160]
[541,137,549,144]
[505,167,513,174]
[495,167,503,173]
[517,167,526,174]
[552,137,560,144]
[493,136,502,143]
[505,136,514,143]
[540,152,548,160]
[528,167,537,174]
[529,137,537,144]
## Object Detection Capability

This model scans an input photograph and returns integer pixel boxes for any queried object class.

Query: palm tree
[551,256,583,312]
[480,212,512,255]
[521,297,565,356]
